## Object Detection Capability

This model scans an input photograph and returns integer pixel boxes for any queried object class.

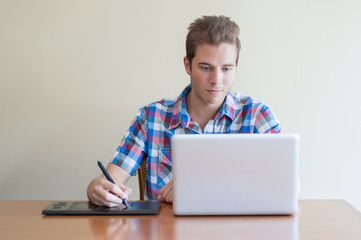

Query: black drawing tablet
[42,201,161,216]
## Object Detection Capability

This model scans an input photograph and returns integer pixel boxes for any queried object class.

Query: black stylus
[97,161,128,208]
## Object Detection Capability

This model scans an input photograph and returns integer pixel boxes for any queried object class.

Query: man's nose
[210,69,222,84]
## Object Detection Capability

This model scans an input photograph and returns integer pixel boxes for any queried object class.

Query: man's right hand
[87,164,132,207]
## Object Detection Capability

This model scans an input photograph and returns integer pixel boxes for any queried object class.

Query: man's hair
[186,15,241,66]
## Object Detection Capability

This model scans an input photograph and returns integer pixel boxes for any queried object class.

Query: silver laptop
[172,134,299,215]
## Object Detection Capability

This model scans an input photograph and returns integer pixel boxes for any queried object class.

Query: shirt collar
[169,85,191,130]
[215,92,235,121]
[169,84,235,130]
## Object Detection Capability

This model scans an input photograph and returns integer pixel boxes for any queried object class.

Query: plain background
[1,0,360,211]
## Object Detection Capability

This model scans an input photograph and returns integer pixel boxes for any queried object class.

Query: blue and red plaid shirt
[112,85,281,199]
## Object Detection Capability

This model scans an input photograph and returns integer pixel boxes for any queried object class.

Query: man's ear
[183,56,191,75]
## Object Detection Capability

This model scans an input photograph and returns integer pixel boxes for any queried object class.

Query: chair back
[137,158,148,200]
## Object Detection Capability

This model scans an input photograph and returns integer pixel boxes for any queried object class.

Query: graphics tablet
[42,200,161,216]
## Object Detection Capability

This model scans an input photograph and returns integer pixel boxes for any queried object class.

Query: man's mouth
[207,89,222,94]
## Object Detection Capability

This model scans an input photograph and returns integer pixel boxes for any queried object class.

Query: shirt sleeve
[112,108,149,176]
[254,104,282,133]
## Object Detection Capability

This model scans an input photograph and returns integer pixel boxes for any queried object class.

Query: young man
[87,16,281,207]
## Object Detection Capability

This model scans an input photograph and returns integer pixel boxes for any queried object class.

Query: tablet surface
[42,201,161,215]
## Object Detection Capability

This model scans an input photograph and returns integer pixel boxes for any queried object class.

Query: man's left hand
[157,180,173,203]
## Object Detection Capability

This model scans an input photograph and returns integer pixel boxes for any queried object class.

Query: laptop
[172,134,299,216]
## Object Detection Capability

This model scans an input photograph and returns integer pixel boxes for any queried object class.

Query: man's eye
[223,67,232,72]
[200,66,210,71]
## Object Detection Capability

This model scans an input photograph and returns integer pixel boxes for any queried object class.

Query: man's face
[184,43,237,107]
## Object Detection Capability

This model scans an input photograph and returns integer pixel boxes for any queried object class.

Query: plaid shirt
[112,85,281,200]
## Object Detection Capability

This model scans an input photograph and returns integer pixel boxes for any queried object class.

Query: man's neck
[186,92,224,131]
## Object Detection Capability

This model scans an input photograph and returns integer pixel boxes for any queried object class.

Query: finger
[92,193,120,207]
[159,180,172,196]
[161,183,173,199]
[93,180,124,206]
[103,191,124,205]
[166,194,173,203]
[119,184,132,199]
[165,187,173,203]
[94,189,123,207]
[101,179,129,200]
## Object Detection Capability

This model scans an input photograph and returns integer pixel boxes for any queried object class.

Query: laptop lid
[172,134,299,215]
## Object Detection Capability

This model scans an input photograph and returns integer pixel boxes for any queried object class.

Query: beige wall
[1,0,361,210]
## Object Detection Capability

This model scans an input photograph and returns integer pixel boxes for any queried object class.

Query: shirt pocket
[157,148,172,188]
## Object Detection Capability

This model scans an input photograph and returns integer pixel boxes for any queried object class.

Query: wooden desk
[0,200,360,240]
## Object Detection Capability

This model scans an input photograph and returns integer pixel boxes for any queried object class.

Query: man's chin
[207,97,225,105]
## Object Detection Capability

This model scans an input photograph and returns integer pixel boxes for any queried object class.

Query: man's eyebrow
[198,62,212,66]
[197,62,235,66]
[198,62,235,67]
